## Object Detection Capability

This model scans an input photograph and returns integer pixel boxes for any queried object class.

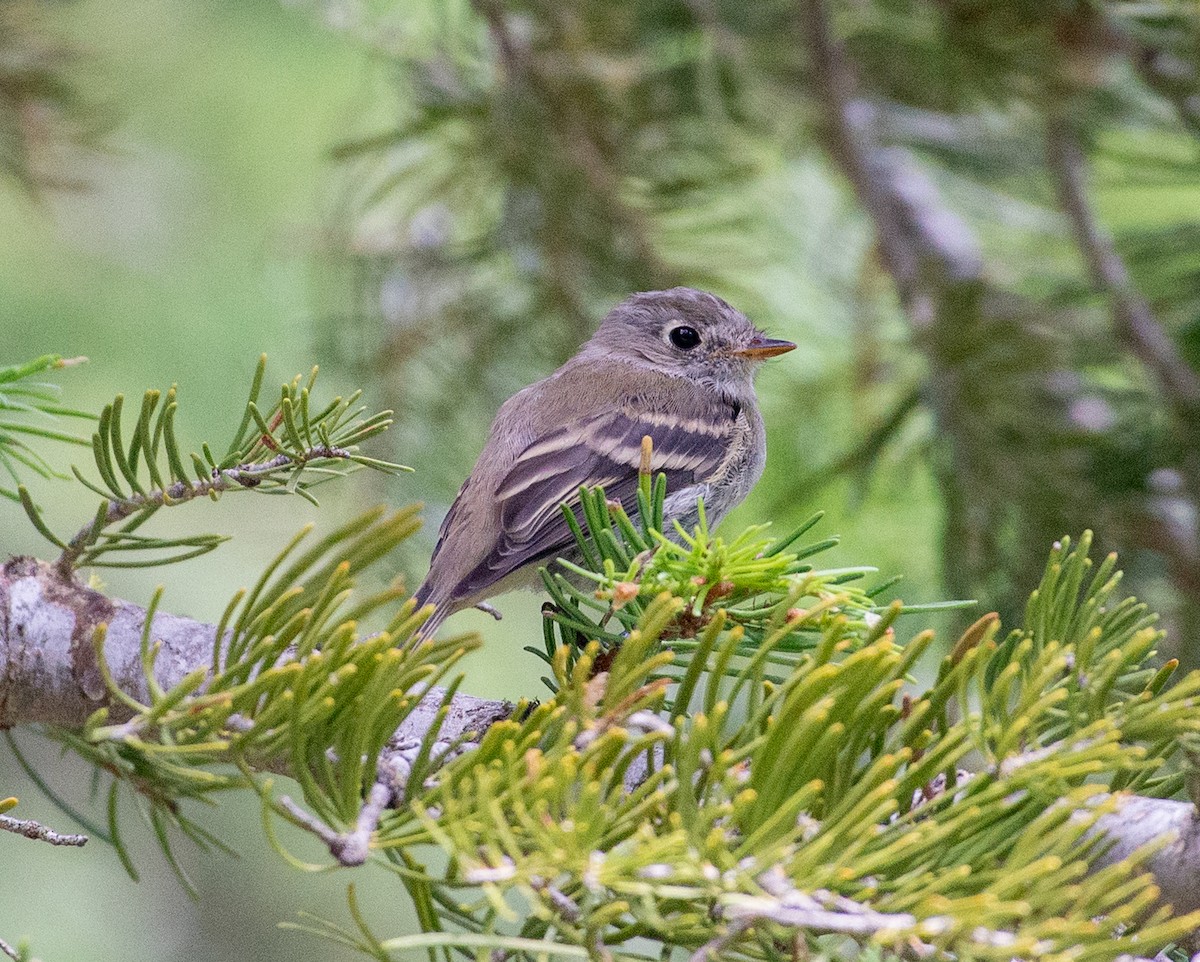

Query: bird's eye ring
[669,326,701,350]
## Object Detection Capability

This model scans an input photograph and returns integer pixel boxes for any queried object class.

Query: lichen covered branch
[0,812,87,847]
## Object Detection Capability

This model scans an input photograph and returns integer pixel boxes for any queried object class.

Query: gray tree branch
[1046,118,1200,429]
[800,0,983,315]
[0,554,514,865]
[1091,795,1200,918]
[0,555,511,737]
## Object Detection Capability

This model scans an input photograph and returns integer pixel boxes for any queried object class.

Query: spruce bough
[2,354,1200,961]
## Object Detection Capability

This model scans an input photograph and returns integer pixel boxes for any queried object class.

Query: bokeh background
[1,0,1198,958]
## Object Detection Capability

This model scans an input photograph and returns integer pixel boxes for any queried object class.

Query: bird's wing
[444,398,739,605]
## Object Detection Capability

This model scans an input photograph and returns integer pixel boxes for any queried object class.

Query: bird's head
[580,288,795,391]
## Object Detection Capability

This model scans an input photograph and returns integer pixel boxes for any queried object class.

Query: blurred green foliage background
[2,0,1198,958]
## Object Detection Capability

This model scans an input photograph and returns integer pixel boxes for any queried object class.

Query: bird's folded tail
[412,581,449,638]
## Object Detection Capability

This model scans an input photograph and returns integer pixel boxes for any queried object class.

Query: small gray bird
[414,287,794,633]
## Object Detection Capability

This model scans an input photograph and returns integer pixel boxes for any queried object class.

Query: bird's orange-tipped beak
[734,334,796,360]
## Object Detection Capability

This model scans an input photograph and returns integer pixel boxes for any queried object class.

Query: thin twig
[55,444,352,575]
[329,780,392,867]
[0,936,20,962]
[529,876,583,923]
[283,750,454,867]
[0,813,87,847]
[277,796,340,848]
[997,737,1103,778]
[724,894,917,937]
[740,871,919,937]
[474,601,503,621]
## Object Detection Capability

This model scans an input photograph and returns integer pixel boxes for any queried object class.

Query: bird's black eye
[669,326,701,350]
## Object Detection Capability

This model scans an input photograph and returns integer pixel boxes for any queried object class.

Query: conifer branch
[53,443,355,576]
[12,356,410,575]
[0,548,514,869]
[798,0,1125,627]
[6,528,1200,945]
[0,553,512,726]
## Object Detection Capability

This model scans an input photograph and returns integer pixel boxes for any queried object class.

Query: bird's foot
[474,602,503,621]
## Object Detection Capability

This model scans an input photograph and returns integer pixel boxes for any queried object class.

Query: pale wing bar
[445,405,736,604]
